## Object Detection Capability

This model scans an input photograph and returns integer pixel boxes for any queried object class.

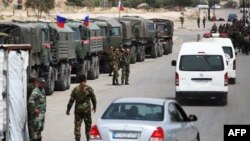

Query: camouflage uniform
[112,48,121,85]
[28,87,46,141]
[121,49,130,85]
[67,84,97,141]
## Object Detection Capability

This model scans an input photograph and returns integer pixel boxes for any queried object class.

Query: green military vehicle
[119,16,163,60]
[66,21,103,81]
[91,17,123,73]
[150,18,174,55]
[0,22,75,95]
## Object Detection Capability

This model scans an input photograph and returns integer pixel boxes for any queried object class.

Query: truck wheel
[151,45,157,58]
[88,56,96,80]
[66,64,71,90]
[137,46,143,62]
[76,61,88,82]
[95,56,100,79]
[45,67,55,95]
[55,63,67,91]
[130,46,137,64]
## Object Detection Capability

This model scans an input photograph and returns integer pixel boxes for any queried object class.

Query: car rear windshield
[222,46,233,58]
[179,55,224,71]
[102,103,164,121]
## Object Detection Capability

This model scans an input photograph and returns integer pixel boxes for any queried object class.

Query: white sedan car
[89,97,200,141]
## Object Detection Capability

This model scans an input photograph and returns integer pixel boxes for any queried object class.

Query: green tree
[25,0,55,18]
[65,0,84,6]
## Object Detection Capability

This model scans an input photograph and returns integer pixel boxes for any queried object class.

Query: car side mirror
[188,114,197,122]
[171,60,176,66]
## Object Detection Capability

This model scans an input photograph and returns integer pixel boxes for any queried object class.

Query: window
[102,103,164,121]
[180,55,224,71]
[222,46,233,58]
[147,23,154,31]
[168,103,187,122]
[111,27,120,36]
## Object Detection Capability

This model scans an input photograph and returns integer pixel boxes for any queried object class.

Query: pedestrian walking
[66,74,97,141]
[197,17,200,28]
[28,77,46,141]
[203,17,206,28]
[121,48,130,85]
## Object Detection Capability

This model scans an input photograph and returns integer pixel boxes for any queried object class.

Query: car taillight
[175,72,179,86]
[149,127,164,141]
[89,125,101,140]
[233,59,236,70]
[224,73,228,86]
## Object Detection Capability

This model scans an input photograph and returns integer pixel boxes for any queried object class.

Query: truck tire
[151,45,157,58]
[76,61,88,82]
[95,56,100,79]
[66,64,71,90]
[130,46,137,64]
[45,67,55,95]
[55,63,67,91]
[88,56,96,80]
[163,44,169,55]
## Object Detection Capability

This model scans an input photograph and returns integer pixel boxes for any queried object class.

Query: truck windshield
[179,55,224,71]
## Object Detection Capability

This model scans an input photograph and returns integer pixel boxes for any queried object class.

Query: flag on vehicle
[56,15,67,28]
[83,15,89,27]
[118,0,124,11]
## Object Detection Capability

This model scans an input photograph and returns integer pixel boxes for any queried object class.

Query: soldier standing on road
[218,24,223,33]
[112,48,121,85]
[27,76,36,101]
[203,16,206,28]
[211,23,218,33]
[197,17,200,28]
[66,75,97,141]
[108,46,114,76]
[28,77,46,141]
[121,48,130,85]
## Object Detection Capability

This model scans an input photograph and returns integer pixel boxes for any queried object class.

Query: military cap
[37,77,45,83]
[78,74,87,82]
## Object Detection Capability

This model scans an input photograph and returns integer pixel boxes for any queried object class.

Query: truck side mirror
[171,60,176,66]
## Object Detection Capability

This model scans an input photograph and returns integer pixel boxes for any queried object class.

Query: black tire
[130,46,137,64]
[88,56,96,80]
[66,64,71,90]
[55,63,67,91]
[151,45,157,58]
[95,56,100,79]
[45,67,55,95]
[76,61,88,82]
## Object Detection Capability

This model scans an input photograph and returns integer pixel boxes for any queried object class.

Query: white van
[201,37,236,84]
[171,42,228,105]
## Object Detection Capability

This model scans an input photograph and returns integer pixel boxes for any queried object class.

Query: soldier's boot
[75,137,80,141]
[115,79,119,85]
[121,79,124,85]
[125,82,129,85]
[112,78,116,85]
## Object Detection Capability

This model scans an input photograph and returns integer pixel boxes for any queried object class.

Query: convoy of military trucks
[0,16,174,95]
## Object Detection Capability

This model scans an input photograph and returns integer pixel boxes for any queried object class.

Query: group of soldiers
[210,20,250,55]
[108,46,131,85]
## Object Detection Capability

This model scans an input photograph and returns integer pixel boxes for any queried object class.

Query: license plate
[112,131,139,139]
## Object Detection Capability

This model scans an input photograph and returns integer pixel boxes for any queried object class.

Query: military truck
[119,16,163,59]
[0,22,75,95]
[0,44,31,141]
[91,17,123,73]
[66,21,103,81]
[150,18,174,55]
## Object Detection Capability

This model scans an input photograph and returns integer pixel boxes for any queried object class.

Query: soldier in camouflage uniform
[27,76,36,101]
[121,48,130,85]
[66,75,97,141]
[28,77,46,141]
[108,46,114,76]
[112,48,121,85]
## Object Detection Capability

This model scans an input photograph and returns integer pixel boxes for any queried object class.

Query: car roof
[112,97,175,105]
[180,42,224,55]
[201,38,233,47]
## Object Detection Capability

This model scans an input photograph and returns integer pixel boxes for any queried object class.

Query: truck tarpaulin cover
[0,49,29,141]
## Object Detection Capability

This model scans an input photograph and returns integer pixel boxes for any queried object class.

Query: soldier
[121,48,130,85]
[218,24,223,33]
[197,16,200,28]
[27,76,36,101]
[66,74,97,141]
[211,23,217,33]
[108,46,114,76]
[202,16,206,28]
[28,77,46,141]
[112,47,121,85]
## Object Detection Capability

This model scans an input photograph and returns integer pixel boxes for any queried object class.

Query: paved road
[43,9,250,141]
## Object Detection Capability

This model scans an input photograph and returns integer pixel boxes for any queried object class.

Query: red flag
[118,0,125,11]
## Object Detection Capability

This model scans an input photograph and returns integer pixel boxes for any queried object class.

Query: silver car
[89,97,200,141]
